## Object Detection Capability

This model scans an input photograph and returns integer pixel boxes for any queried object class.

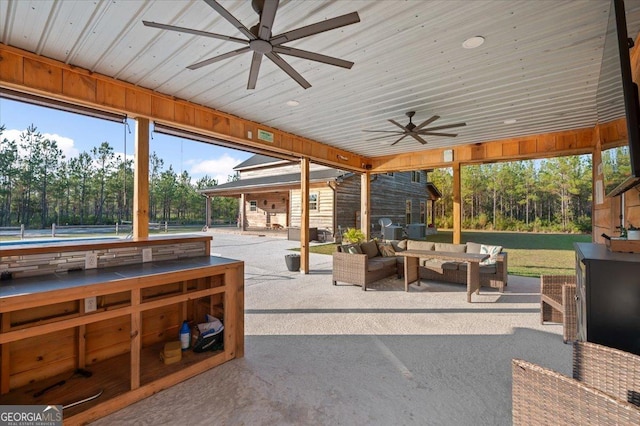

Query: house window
[411,171,421,183]
[249,200,257,212]
[420,201,426,223]
[386,172,394,177]
[309,192,319,211]
[406,199,412,224]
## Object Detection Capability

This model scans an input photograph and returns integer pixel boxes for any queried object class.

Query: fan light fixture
[462,36,485,49]
[143,0,360,90]
[363,111,467,146]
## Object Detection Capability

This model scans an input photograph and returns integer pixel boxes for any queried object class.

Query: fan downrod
[405,111,416,131]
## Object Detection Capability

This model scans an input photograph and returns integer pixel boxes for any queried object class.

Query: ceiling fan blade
[390,134,409,146]
[388,119,408,131]
[420,132,459,137]
[187,46,251,70]
[362,130,404,134]
[420,122,467,132]
[414,115,440,131]
[265,52,311,89]
[203,0,256,40]
[258,0,279,39]
[366,133,405,141]
[270,11,360,45]
[247,52,264,89]
[272,46,354,69]
[142,21,248,44]
[410,134,428,145]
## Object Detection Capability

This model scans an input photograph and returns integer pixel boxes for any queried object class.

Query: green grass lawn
[308,230,591,278]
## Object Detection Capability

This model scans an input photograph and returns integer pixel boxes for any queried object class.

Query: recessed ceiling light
[286,100,300,107]
[504,119,517,124]
[462,36,485,49]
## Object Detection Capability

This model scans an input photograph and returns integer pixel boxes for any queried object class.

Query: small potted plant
[342,228,366,244]
[628,224,640,240]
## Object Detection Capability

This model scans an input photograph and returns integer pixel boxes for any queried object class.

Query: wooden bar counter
[0,235,244,424]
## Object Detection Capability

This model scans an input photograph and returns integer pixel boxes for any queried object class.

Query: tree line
[0,125,239,228]
[1,124,630,233]
[428,147,628,233]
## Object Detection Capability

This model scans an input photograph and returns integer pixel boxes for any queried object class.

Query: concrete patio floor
[91,232,573,425]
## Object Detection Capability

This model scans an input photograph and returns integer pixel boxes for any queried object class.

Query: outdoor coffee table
[399,250,489,302]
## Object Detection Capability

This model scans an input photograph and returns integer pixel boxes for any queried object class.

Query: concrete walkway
[91,233,572,425]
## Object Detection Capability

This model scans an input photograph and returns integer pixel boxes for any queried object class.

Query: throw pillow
[391,239,408,251]
[466,241,483,254]
[480,244,502,265]
[360,240,380,259]
[377,243,396,257]
[342,244,362,254]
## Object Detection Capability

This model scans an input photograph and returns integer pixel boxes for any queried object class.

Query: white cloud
[3,128,79,159]
[189,153,242,184]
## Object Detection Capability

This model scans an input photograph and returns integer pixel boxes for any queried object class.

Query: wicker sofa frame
[512,341,640,425]
[418,252,508,292]
[540,274,577,343]
[332,250,397,291]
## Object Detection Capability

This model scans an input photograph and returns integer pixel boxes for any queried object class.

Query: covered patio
[91,232,571,425]
[2,0,640,423]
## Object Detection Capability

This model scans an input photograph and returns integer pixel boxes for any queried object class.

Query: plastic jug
[179,320,191,350]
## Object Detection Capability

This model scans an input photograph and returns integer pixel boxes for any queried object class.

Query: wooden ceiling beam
[0,44,631,175]
[0,44,366,172]
[370,120,627,173]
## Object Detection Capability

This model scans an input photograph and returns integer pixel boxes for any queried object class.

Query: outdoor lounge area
[88,233,577,425]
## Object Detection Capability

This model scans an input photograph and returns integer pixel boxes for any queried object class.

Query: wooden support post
[300,158,310,274]
[130,288,141,390]
[133,117,150,239]
[239,194,246,231]
[453,162,462,244]
[205,196,211,228]
[361,173,371,240]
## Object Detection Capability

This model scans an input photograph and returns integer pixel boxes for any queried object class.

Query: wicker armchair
[512,341,640,425]
[540,275,577,343]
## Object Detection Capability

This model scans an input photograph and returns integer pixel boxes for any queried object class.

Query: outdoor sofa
[332,239,508,292]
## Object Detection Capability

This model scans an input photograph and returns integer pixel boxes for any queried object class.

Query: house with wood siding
[200,154,441,241]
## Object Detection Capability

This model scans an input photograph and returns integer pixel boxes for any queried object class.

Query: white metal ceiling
[2,0,640,159]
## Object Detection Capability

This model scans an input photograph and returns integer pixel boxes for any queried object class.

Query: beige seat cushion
[434,243,466,253]
[406,240,435,251]
[466,241,483,254]
[367,257,395,271]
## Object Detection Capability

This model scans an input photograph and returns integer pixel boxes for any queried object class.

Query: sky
[0,98,252,185]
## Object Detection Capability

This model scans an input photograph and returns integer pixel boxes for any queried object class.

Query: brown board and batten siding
[336,171,432,232]
[289,185,335,231]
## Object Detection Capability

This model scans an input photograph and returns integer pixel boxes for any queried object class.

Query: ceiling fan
[143,0,360,90]
[363,111,467,146]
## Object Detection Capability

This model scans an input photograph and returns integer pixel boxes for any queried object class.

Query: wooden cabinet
[575,243,640,355]
[0,256,244,424]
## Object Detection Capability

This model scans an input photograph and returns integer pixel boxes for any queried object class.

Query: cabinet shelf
[0,255,244,424]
